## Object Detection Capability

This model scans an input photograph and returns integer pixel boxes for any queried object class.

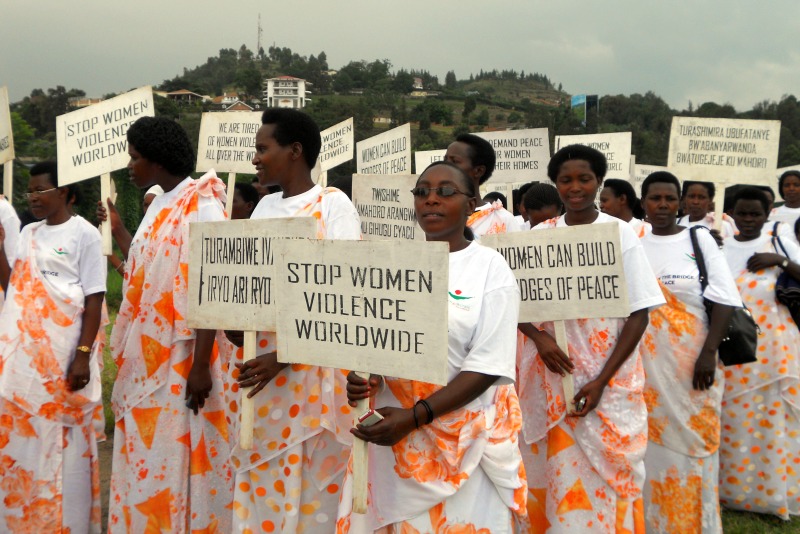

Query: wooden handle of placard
[319,170,328,188]
[713,185,726,232]
[352,370,370,514]
[2,161,12,201]
[239,331,257,450]
[225,173,236,218]
[100,174,113,256]
[554,320,575,412]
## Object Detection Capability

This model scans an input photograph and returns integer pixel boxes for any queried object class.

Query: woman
[599,178,650,237]
[337,161,528,532]
[0,191,20,312]
[517,145,664,533]
[720,186,800,519]
[770,170,800,245]
[679,181,737,239]
[108,117,232,532]
[0,161,106,532]
[227,108,362,534]
[638,171,740,533]
[445,133,519,239]
[522,182,562,228]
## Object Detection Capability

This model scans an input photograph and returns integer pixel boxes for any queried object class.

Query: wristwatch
[781,259,790,269]
[76,345,92,353]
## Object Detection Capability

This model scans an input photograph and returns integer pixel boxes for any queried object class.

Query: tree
[445,71,457,90]
[235,67,263,100]
[392,69,414,94]
[462,96,477,119]
[475,108,489,126]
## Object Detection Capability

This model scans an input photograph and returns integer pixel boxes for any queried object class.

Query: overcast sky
[2,1,798,111]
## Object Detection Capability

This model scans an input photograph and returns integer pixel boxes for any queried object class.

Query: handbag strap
[689,225,710,293]
[771,221,790,257]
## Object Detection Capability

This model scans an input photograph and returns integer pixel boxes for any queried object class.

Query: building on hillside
[166,89,204,104]
[413,77,424,90]
[262,76,311,108]
[212,92,240,107]
[68,97,104,108]
[225,101,257,112]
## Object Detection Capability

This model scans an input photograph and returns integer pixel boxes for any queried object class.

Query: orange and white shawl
[108,172,233,532]
[0,229,106,532]
[467,200,519,239]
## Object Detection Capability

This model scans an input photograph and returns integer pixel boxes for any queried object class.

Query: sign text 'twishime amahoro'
[482,222,629,322]
[187,217,317,331]
[667,117,781,186]
[356,123,411,175]
[274,239,449,385]
[56,86,155,185]
[352,174,423,241]
[196,112,262,174]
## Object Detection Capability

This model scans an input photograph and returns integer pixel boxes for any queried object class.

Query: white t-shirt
[538,212,665,314]
[16,216,106,296]
[628,217,651,238]
[469,202,520,240]
[769,205,800,245]
[251,184,361,239]
[514,214,529,231]
[0,196,20,268]
[447,242,519,405]
[133,177,224,242]
[724,232,800,275]
[677,212,737,239]
[642,228,742,310]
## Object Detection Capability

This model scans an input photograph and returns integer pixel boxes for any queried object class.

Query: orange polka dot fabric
[639,283,724,532]
[719,247,800,519]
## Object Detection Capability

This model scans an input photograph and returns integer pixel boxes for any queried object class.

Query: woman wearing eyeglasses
[0,161,106,532]
[337,161,529,533]
[517,145,664,533]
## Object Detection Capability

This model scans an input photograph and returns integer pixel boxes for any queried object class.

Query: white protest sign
[196,112,261,174]
[356,123,411,175]
[274,239,449,385]
[633,164,669,196]
[319,117,354,172]
[475,128,550,182]
[480,181,510,201]
[414,149,446,174]
[555,132,633,180]
[186,217,317,331]
[482,223,629,322]
[667,117,781,186]
[0,86,14,165]
[56,86,154,186]
[352,174,423,240]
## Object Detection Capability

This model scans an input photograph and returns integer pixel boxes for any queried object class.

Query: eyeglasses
[410,186,469,198]
[25,187,58,199]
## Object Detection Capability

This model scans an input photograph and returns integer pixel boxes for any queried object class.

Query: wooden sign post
[273,239,449,513]
[0,86,16,201]
[186,217,317,450]
[356,123,412,175]
[196,111,263,218]
[55,86,155,255]
[667,116,782,231]
[351,174,423,241]
[483,223,630,412]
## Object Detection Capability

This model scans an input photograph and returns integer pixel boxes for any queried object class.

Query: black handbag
[771,222,800,326]
[689,226,758,366]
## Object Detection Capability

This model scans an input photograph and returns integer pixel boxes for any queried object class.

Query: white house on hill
[262,76,312,109]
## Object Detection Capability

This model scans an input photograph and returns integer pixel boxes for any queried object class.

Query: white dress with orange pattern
[108,173,234,532]
[0,216,106,533]
[517,213,664,533]
[640,228,742,533]
[226,185,362,534]
[467,200,520,241]
[721,231,800,519]
[336,242,529,533]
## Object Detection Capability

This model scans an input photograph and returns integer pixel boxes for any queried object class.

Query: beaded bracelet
[416,399,434,425]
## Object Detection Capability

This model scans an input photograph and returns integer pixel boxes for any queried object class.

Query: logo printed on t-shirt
[685,253,696,262]
[52,247,69,256]
[448,289,472,300]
